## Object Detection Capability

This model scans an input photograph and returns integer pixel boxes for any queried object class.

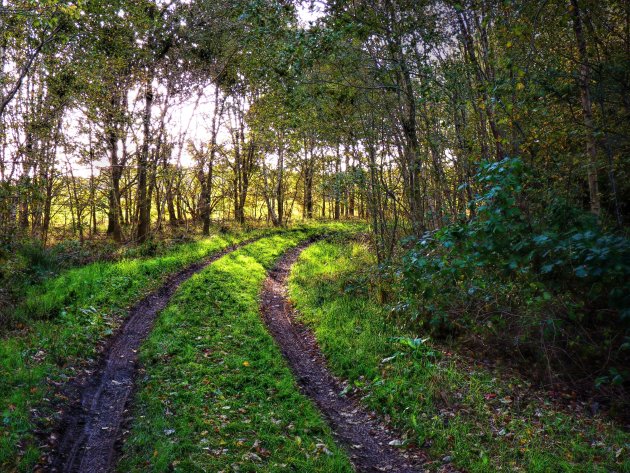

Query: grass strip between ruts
[288,239,630,473]
[1,228,272,471]
[118,230,353,472]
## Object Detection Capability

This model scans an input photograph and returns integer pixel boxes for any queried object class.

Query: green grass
[0,227,275,471]
[119,230,353,472]
[289,239,630,473]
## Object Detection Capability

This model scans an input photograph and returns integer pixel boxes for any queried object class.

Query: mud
[47,238,257,472]
[260,242,437,473]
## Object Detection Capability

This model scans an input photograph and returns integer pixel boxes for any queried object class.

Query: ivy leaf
[574,266,588,278]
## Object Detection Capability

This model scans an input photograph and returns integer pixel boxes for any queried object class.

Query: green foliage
[400,157,630,388]
[290,240,630,472]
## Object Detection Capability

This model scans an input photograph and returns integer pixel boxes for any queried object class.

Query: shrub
[399,158,630,392]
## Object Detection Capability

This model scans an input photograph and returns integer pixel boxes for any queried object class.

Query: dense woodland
[1,0,629,416]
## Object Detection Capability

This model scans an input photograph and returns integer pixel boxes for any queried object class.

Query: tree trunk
[136,78,154,243]
[276,143,284,224]
[456,9,505,161]
[334,144,341,220]
[570,0,601,218]
[107,122,123,243]
[303,144,314,219]
[261,157,280,226]
[201,158,213,234]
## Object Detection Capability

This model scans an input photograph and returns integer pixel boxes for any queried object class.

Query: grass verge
[118,229,353,472]
[0,227,271,471]
[289,239,630,473]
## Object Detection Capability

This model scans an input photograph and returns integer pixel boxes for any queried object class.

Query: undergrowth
[289,239,630,472]
[399,158,630,409]
[119,230,353,472]
[0,223,264,329]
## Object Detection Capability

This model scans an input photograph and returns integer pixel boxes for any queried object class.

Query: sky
[296,0,325,27]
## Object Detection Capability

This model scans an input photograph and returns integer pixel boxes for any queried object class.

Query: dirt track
[260,243,431,473]
[47,238,257,473]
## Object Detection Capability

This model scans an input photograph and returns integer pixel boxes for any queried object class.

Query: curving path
[48,238,258,473]
[260,242,432,473]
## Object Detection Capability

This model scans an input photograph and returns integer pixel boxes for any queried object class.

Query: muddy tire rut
[47,238,257,473]
[260,242,433,473]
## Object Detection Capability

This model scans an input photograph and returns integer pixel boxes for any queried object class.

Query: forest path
[260,243,438,473]
[47,237,259,473]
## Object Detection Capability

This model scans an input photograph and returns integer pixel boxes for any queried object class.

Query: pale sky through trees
[62,1,325,178]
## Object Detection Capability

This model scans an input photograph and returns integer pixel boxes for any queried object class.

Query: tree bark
[334,144,341,220]
[106,118,123,243]
[276,142,284,224]
[570,0,601,217]
[136,77,154,243]
[456,9,505,161]
[303,140,314,219]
